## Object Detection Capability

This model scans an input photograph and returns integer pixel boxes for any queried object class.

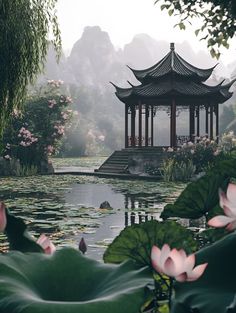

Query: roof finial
[170,42,175,51]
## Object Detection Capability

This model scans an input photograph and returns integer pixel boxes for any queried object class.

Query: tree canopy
[155,0,236,58]
[0,0,61,133]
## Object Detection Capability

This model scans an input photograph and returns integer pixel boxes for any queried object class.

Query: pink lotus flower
[208,183,236,231]
[151,244,207,282]
[0,202,6,232]
[37,234,56,255]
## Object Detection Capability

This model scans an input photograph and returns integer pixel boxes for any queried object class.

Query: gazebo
[96,43,235,174]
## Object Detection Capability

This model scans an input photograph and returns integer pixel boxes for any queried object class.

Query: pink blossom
[47,145,54,155]
[213,149,220,156]
[4,155,11,160]
[47,80,64,88]
[37,234,56,255]
[98,135,105,141]
[20,141,27,147]
[167,147,174,152]
[151,244,207,282]
[208,183,236,231]
[61,112,68,120]
[48,99,57,108]
[18,128,38,146]
[19,127,26,134]
[65,96,73,104]
[54,125,65,135]
[0,202,7,232]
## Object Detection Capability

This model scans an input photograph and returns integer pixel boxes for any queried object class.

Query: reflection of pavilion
[124,194,158,227]
[96,43,235,174]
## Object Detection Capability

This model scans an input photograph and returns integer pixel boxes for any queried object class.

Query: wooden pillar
[215,103,219,143]
[151,106,154,146]
[131,105,136,147]
[125,104,128,148]
[189,105,195,142]
[170,99,177,147]
[205,105,209,136]
[210,105,214,140]
[196,105,200,137]
[145,105,149,146]
[138,102,142,147]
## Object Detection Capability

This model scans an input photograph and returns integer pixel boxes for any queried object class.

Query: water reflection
[0,176,183,259]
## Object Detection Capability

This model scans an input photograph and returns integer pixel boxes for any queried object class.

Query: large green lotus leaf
[161,158,236,220]
[103,220,198,267]
[161,173,228,220]
[0,247,152,313]
[171,233,236,313]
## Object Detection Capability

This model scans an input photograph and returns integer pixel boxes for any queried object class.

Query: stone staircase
[95,147,167,175]
[95,150,130,174]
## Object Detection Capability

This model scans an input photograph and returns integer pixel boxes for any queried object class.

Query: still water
[0,158,185,260]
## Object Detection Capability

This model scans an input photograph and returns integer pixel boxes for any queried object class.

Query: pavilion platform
[94,146,166,176]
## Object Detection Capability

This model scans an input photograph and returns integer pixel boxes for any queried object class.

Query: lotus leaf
[172,233,236,313]
[104,220,198,267]
[161,158,236,220]
[0,247,152,313]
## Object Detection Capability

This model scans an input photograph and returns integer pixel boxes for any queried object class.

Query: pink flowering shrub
[1,81,74,173]
[172,138,224,173]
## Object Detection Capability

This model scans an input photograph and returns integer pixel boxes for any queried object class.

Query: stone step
[96,148,166,174]
[98,168,127,173]
[101,163,127,169]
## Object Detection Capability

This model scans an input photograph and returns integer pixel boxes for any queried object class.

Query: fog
[39,26,236,156]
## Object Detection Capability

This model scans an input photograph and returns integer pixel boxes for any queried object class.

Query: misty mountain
[43,25,235,88]
[67,26,128,87]
[37,26,236,155]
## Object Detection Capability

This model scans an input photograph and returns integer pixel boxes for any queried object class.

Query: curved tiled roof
[112,43,235,106]
[128,43,216,83]
[112,78,236,105]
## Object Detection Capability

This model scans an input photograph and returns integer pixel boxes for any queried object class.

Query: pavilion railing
[128,136,153,147]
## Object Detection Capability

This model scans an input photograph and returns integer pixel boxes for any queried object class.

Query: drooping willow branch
[0,0,61,134]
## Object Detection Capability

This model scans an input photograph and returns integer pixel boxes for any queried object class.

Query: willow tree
[155,0,236,58]
[0,0,61,133]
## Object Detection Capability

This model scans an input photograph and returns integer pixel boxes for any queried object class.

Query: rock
[0,158,21,176]
[39,159,54,174]
[99,201,113,210]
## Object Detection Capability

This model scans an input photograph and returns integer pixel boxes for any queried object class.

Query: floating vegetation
[0,158,185,258]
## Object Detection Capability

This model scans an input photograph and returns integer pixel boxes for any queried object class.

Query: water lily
[151,244,207,282]
[0,202,6,232]
[37,234,56,255]
[208,183,236,231]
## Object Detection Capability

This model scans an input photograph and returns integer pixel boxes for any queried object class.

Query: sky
[56,0,236,66]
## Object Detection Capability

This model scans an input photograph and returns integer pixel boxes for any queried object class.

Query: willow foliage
[0,0,61,133]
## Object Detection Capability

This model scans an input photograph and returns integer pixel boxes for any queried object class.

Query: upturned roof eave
[128,48,217,83]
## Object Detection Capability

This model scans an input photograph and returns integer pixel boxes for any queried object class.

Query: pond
[0,157,185,260]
